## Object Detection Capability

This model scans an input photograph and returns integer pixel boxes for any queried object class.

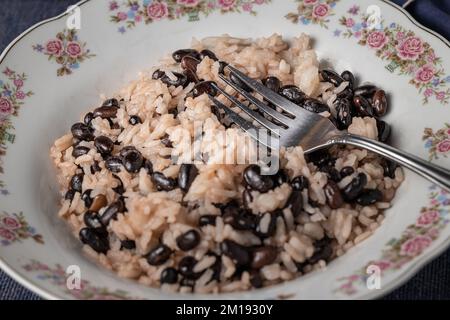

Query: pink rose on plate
[312,3,330,19]
[13,79,23,88]
[0,97,13,115]
[366,31,389,50]
[242,3,253,11]
[424,88,433,97]
[218,0,236,10]
[117,12,127,21]
[436,91,446,101]
[45,39,64,57]
[0,227,16,241]
[147,1,169,19]
[2,216,21,230]
[371,260,391,271]
[415,64,435,83]
[396,31,405,40]
[254,0,265,4]
[345,18,355,28]
[416,210,440,226]
[66,41,83,58]
[303,0,318,5]
[177,0,199,7]
[16,91,26,100]
[437,139,450,153]
[396,36,424,61]
[135,15,142,22]
[400,235,432,257]
[427,51,436,63]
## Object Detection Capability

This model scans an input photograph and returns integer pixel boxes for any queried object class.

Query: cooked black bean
[337,87,354,101]
[322,166,341,182]
[72,145,90,158]
[83,211,103,229]
[94,136,114,156]
[102,98,120,108]
[111,174,125,195]
[93,106,118,119]
[152,69,165,80]
[176,230,201,251]
[129,115,142,125]
[178,256,201,279]
[160,267,178,284]
[119,146,136,157]
[230,72,251,92]
[161,72,188,88]
[309,243,333,264]
[343,173,367,201]
[340,166,355,178]
[250,271,263,288]
[242,189,253,209]
[152,172,177,191]
[279,85,306,104]
[354,84,377,98]
[254,213,276,238]
[121,240,136,250]
[243,165,274,193]
[84,112,94,126]
[353,95,374,117]
[184,69,199,84]
[381,159,397,179]
[143,159,154,174]
[90,160,101,174]
[341,70,355,88]
[287,190,303,217]
[273,169,288,187]
[218,61,228,74]
[372,89,387,117]
[79,228,109,254]
[89,194,108,212]
[70,173,83,192]
[320,69,344,86]
[224,210,256,231]
[356,189,383,206]
[81,189,93,208]
[100,200,124,226]
[306,149,332,168]
[220,239,251,266]
[209,253,222,281]
[199,215,217,227]
[65,189,76,201]
[301,98,330,113]
[172,49,201,63]
[181,55,201,73]
[376,119,391,143]
[250,246,278,269]
[192,81,218,98]
[178,164,199,192]
[263,76,281,92]
[200,49,218,61]
[335,98,353,130]
[146,244,172,266]
[71,123,94,141]
[324,181,344,209]
[160,134,173,148]
[291,175,309,191]
[122,149,143,173]
[105,156,123,173]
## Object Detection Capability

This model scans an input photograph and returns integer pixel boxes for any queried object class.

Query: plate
[0,0,449,300]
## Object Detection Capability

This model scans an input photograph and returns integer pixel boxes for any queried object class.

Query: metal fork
[208,65,450,192]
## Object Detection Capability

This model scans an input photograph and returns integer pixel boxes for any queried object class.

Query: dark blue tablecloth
[1,0,450,300]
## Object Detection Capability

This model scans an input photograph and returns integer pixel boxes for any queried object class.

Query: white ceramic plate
[0,0,449,300]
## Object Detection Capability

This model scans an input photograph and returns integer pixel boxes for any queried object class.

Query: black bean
[340,166,355,178]
[324,181,344,209]
[254,213,276,238]
[146,244,172,266]
[83,211,103,229]
[320,69,344,86]
[200,49,218,61]
[71,123,94,141]
[122,149,144,173]
[70,173,84,193]
[243,165,274,193]
[105,156,123,173]
[184,69,199,84]
[172,49,200,63]
[119,146,137,157]
[90,160,102,174]
[343,173,367,201]
[152,172,177,191]
[84,112,94,126]
[301,98,330,113]
[376,119,391,143]
[102,98,120,108]
[111,174,125,195]
[218,61,228,75]
[81,189,93,208]
[372,90,387,117]
[353,95,374,117]
[209,253,222,282]
[309,244,333,264]
[224,210,256,231]
[306,149,332,168]
[273,169,289,187]
[143,159,154,174]
[243,189,253,209]
[94,136,114,156]
[230,72,251,92]
[65,189,76,201]
[291,176,309,191]
[79,228,109,254]
[337,87,354,101]
[176,230,201,251]
[72,145,90,158]
[160,267,178,284]
[179,256,202,280]
[381,159,397,179]
[192,81,217,97]
[178,164,198,192]
[263,76,281,92]
[335,98,353,130]
[100,200,124,226]
[181,55,201,73]
[355,189,383,206]
[93,106,118,119]
[250,271,263,288]
[199,215,217,227]
[152,69,165,80]
[161,72,188,88]
[129,115,142,125]
[354,84,377,98]
[160,134,173,148]
[279,85,306,105]
[321,166,341,182]
[121,239,136,250]
[286,190,303,217]
[220,240,251,266]
[341,70,355,88]
[250,246,278,269]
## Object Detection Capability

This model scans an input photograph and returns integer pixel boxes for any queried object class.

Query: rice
[50,34,403,293]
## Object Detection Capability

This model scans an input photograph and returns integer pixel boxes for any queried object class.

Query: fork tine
[218,74,294,127]
[208,95,273,148]
[211,83,281,135]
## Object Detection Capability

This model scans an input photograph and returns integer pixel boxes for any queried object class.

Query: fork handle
[329,133,450,192]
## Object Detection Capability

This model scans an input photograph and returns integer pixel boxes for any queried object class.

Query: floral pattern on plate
[109,0,271,33]
[0,212,43,246]
[335,185,450,295]
[285,0,339,28]
[32,29,95,77]
[22,260,135,300]
[423,123,450,161]
[0,68,33,194]
[332,5,450,105]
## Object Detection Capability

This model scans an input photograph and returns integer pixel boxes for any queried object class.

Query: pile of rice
[51,34,404,294]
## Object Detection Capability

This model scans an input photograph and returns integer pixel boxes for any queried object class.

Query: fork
[208,65,450,192]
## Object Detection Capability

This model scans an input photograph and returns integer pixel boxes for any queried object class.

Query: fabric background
[1,0,450,300]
